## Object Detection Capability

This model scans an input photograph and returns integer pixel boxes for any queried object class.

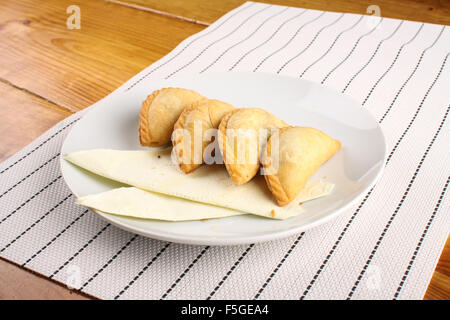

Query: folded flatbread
[65,149,334,220]
[78,187,243,221]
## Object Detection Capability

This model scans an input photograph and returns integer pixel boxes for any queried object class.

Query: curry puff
[172,99,235,173]
[218,108,288,185]
[262,126,341,206]
[139,88,204,147]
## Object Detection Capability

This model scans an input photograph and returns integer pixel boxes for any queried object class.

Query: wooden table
[0,0,448,300]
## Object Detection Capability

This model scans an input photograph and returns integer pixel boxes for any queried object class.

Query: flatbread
[78,187,243,221]
[65,149,334,220]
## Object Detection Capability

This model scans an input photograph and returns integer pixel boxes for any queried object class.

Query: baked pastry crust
[218,108,288,185]
[172,99,235,173]
[262,126,341,206]
[139,88,204,147]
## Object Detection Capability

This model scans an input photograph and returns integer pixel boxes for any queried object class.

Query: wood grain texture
[0,0,205,112]
[424,271,450,300]
[111,0,450,25]
[0,0,448,300]
[424,237,450,300]
[0,80,72,162]
[0,257,90,300]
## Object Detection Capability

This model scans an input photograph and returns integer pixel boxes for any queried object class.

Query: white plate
[61,72,387,246]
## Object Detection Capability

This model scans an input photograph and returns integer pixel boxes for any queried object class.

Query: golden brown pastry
[262,126,341,206]
[218,108,288,185]
[172,99,235,173]
[139,88,204,147]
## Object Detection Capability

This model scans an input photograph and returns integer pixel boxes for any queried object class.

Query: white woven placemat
[0,2,449,300]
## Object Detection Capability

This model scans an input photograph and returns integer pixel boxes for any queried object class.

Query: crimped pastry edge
[262,128,291,206]
[171,99,206,173]
[263,126,342,206]
[138,89,161,147]
[217,108,249,185]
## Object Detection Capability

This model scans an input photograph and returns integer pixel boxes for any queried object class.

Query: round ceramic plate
[61,72,387,245]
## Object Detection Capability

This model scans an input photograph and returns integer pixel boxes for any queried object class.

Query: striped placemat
[0,1,448,299]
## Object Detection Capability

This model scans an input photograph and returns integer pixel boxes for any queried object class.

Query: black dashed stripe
[79,234,139,291]
[22,209,89,267]
[0,153,60,200]
[347,105,450,300]
[0,117,79,175]
[0,175,62,225]
[300,53,449,300]
[362,23,424,106]
[161,246,210,299]
[379,26,445,123]
[342,20,404,93]
[114,243,171,300]
[49,223,111,279]
[393,175,450,299]
[278,13,343,74]
[200,7,290,73]
[321,18,384,84]
[253,11,325,72]
[254,233,305,299]
[299,15,364,78]
[207,244,255,300]
[299,189,374,299]
[384,52,448,164]
[165,6,271,79]
[0,193,73,254]
[125,2,254,91]
[229,10,307,71]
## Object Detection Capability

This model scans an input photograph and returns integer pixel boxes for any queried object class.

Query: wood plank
[0,0,205,112]
[424,271,450,300]
[0,80,72,162]
[424,237,450,300]
[0,257,90,300]
[435,237,450,277]
[111,0,450,25]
